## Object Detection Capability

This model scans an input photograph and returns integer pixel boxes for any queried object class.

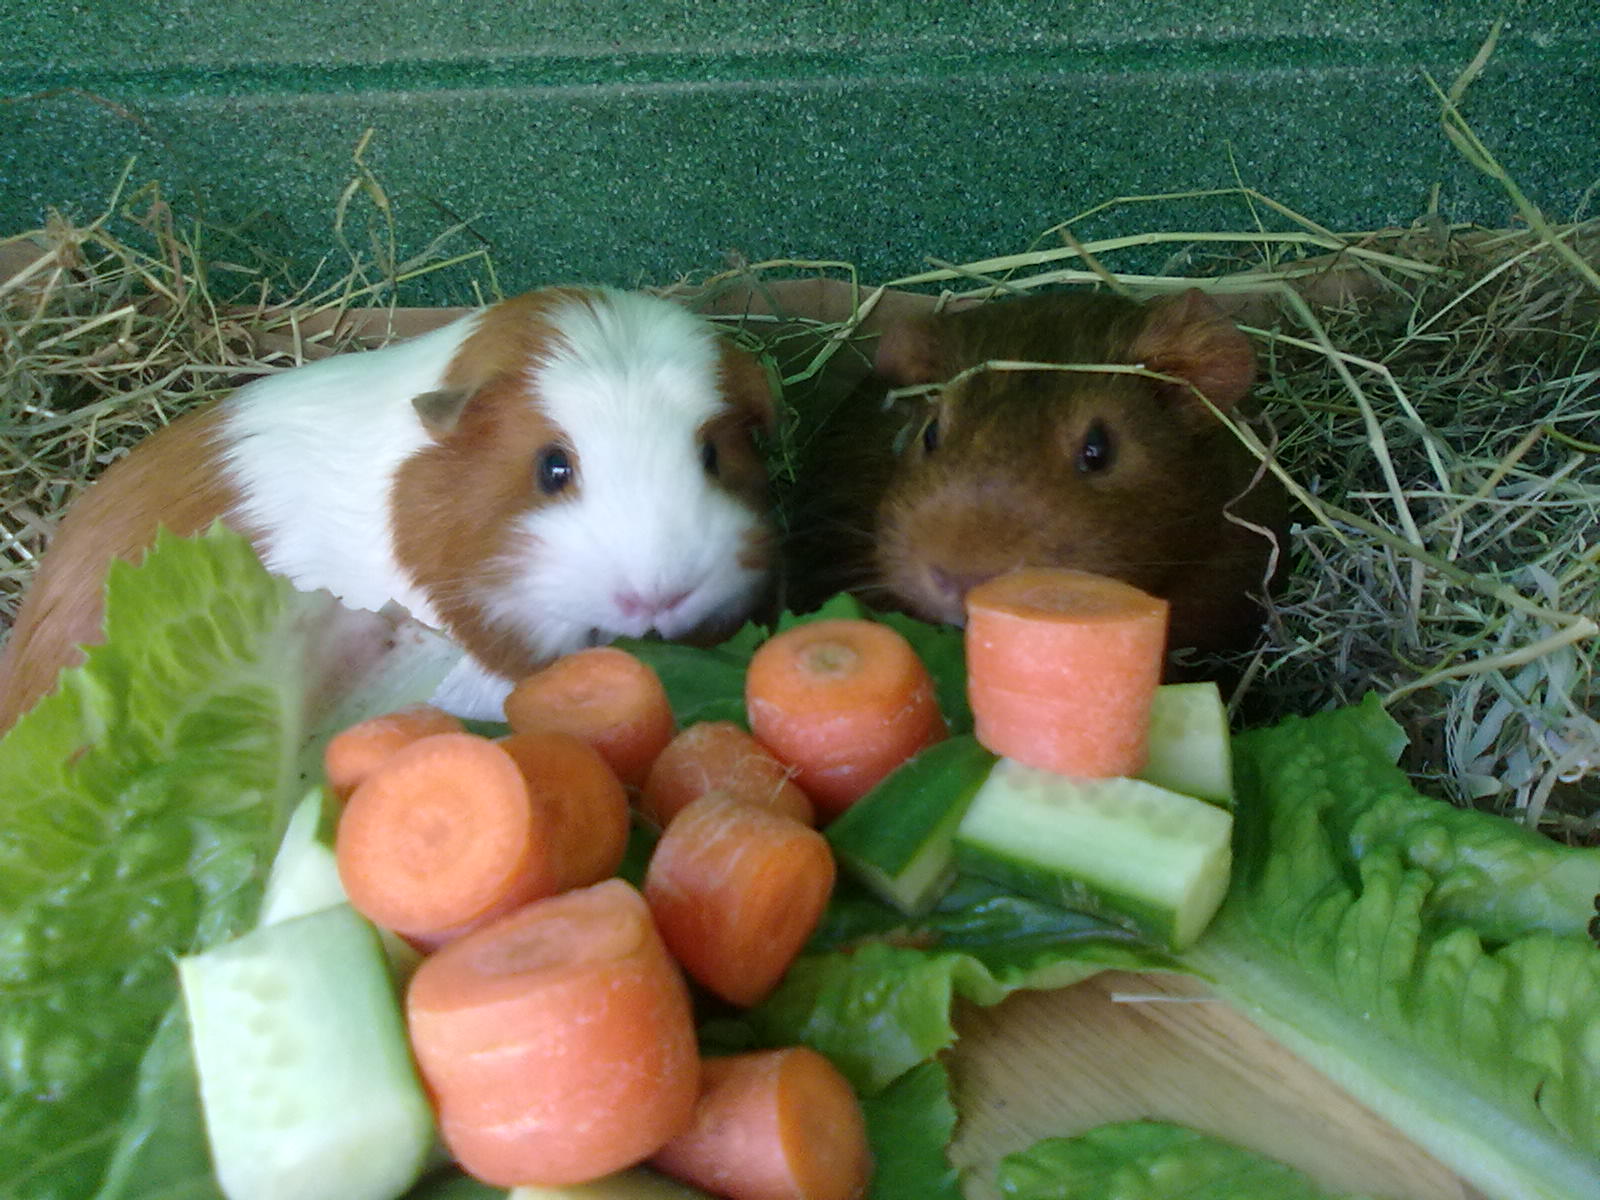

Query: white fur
[217,291,767,721]
[219,314,482,630]
[474,289,768,663]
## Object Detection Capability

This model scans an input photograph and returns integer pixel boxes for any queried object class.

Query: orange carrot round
[406,879,700,1187]
[504,646,677,788]
[641,721,815,828]
[651,1048,873,1200]
[497,730,631,893]
[643,791,835,1007]
[964,567,1170,777]
[744,619,944,820]
[322,703,465,801]
[334,732,548,943]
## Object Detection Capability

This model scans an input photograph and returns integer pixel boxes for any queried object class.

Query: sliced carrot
[334,732,548,943]
[322,703,465,801]
[641,720,815,828]
[964,566,1170,777]
[651,1048,873,1200]
[497,730,631,893]
[643,791,835,1007]
[744,619,944,821]
[503,646,677,788]
[406,879,700,1187]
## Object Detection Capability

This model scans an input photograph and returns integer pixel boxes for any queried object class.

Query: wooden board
[946,971,1486,1200]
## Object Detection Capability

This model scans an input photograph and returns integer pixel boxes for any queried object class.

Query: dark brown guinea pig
[782,288,1288,662]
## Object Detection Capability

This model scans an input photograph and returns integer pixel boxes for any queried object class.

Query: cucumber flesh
[1137,682,1234,808]
[955,758,1233,950]
[509,1167,714,1199]
[179,904,435,1200]
[825,735,997,914]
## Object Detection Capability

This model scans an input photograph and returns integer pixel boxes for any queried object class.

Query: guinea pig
[0,286,777,730]
[782,287,1287,661]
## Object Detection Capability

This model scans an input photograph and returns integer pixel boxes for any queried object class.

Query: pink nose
[613,588,691,621]
[928,565,998,605]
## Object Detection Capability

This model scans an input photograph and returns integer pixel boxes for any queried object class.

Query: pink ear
[1128,288,1255,411]
[872,316,948,386]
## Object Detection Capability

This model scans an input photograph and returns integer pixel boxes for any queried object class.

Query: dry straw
[2,53,1595,834]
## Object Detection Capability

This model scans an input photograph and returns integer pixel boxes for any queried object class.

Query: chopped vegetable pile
[1,530,1597,1200]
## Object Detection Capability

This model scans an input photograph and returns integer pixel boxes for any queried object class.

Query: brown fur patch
[0,405,240,730]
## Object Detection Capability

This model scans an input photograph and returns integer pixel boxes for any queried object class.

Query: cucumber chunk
[954,758,1233,949]
[1137,682,1234,808]
[509,1167,714,1198]
[259,789,347,926]
[178,904,434,1200]
[257,788,424,979]
[825,735,998,914]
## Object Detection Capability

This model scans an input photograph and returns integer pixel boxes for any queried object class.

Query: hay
[2,111,1596,835]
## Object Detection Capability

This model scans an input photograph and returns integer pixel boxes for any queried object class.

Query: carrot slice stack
[406,879,700,1187]
[641,720,815,828]
[504,646,677,788]
[643,791,835,1007]
[335,732,549,943]
[744,618,944,821]
[497,730,631,893]
[323,703,465,801]
[651,1048,873,1200]
[964,567,1170,777]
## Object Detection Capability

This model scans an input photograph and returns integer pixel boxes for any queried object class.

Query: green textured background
[1,1,1596,301]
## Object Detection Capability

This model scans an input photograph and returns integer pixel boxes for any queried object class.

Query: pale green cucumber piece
[509,1167,714,1199]
[1137,682,1234,808]
[954,758,1233,950]
[257,788,425,979]
[179,903,434,1200]
[259,789,346,926]
[825,735,998,914]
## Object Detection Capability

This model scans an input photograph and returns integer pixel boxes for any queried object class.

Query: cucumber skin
[825,735,998,914]
[179,903,435,1200]
[954,764,1233,950]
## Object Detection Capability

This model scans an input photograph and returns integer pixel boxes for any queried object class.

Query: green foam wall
[2,2,1596,300]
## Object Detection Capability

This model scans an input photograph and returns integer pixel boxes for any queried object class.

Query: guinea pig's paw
[427,656,516,722]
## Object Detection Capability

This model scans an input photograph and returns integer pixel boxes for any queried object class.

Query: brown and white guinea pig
[0,286,777,730]
[783,287,1287,662]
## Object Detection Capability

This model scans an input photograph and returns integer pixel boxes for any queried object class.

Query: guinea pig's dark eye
[700,437,720,478]
[921,416,940,454]
[1076,420,1114,474]
[535,444,575,494]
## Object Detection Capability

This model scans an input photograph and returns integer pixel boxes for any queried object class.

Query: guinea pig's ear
[872,316,949,386]
[1128,288,1256,413]
[412,387,475,436]
[717,342,778,431]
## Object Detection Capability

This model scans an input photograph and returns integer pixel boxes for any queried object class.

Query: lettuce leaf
[0,526,461,1200]
[748,876,1174,1093]
[997,1121,1382,1200]
[1186,695,1600,1200]
[861,1060,962,1200]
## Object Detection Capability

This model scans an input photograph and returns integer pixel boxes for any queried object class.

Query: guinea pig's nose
[929,565,997,606]
[613,588,691,622]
